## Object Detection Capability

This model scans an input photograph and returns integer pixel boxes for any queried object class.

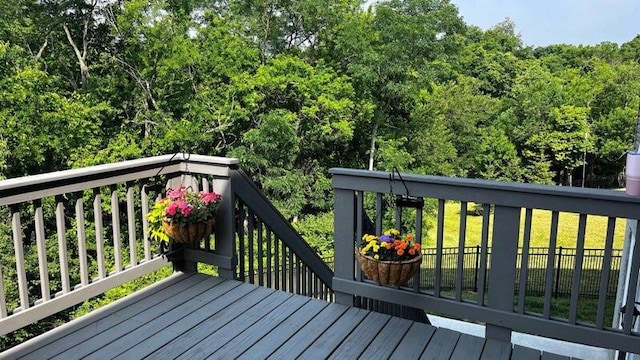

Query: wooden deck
[1,273,580,360]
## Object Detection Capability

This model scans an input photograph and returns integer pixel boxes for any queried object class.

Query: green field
[424,202,626,249]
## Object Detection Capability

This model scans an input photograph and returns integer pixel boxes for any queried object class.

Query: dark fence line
[325,247,622,298]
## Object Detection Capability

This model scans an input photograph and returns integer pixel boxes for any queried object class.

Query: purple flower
[379,235,394,243]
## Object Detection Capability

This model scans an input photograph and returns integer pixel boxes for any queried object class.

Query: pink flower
[167,187,185,199]
[179,202,192,216]
[202,192,221,204]
[165,202,178,216]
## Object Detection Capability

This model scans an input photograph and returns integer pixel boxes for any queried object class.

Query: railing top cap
[0,153,238,191]
[329,167,640,204]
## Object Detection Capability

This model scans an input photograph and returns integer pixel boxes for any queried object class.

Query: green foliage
[293,212,335,257]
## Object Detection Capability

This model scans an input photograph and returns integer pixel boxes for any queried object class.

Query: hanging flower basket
[356,250,422,286]
[162,218,215,244]
[147,187,222,245]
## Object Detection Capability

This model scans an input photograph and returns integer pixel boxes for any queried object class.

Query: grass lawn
[424,201,626,250]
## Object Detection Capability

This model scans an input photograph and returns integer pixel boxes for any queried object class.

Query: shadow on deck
[2,273,579,360]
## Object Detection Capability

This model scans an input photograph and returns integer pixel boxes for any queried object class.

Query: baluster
[93,188,106,279]
[274,238,280,290]
[596,217,616,329]
[126,183,137,267]
[0,262,7,318]
[12,208,29,310]
[34,200,50,301]
[202,178,210,193]
[477,204,491,305]
[288,247,294,292]
[248,209,255,284]
[375,193,383,235]
[238,201,246,282]
[141,185,151,261]
[622,221,640,334]
[296,257,302,295]
[356,191,364,283]
[543,211,560,318]
[434,199,445,297]
[413,198,423,293]
[257,220,264,286]
[111,186,123,272]
[201,178,211,251]
[517,208,533,313]
[55,196,70,293]
[76,195,89,286]
[569,214,587,324]
[266,229,272,288]
[455,201,468,302]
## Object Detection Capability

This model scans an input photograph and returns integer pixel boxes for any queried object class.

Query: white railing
[0,154,238,336]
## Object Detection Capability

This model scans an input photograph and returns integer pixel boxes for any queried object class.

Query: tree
[228,56,356,218]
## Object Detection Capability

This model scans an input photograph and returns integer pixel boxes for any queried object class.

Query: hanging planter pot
[162,219,215,244]
[626,152,640,195]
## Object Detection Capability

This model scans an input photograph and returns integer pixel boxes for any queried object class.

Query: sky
[452,0,640,47]
[366,0,640,47]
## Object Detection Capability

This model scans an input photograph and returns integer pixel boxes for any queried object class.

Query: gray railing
[331,168,640,354]
[323,246,623,297]
[0,154,333,339]
[228,169,333,300]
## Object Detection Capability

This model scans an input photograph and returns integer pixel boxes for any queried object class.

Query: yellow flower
[374,254,379,260]
[384,228,400,236]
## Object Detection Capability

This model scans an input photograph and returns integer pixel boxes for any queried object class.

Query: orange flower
[414,243,421,250]
[408,248,416,256]
[397,249,405,256]
[405,234,414,241]
[385,242,392,249]
[402,242,408,250]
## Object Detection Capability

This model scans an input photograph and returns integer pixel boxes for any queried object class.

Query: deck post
[485,205,520,342]
[213,171,237,280]
[333,188,356,306]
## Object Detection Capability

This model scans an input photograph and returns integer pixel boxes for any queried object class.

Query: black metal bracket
[391,167,424,209]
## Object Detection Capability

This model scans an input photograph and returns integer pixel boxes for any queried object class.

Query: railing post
[486,205,521,342]
[333,188,355,306]
[213,170,237,280]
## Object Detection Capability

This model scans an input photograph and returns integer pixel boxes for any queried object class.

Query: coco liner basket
[162,219,215,244]
[356,249,422,287]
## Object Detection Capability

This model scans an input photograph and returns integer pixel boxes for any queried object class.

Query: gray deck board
[327,310,391,360]
[144,285,276,360]
[113,280,257,359]
[541,352,571,360]
[3,273,559,360]
[421,327,462,360]
[450,333,486,360]
[15,272,203,360]
[51,276,224,359]
[84,278,240,360]
[237,298,329,359]
[174,290,293,359]
[390,321,437,360]
[206,295,310,359]
[266,300,351,359]
[358,316,414,359]
[481,338,512,360]
[296,306,369,359]
[512,344,541,360]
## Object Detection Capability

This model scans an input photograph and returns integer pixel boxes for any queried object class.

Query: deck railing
[0,154,332,338]
[331,168,640,355]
